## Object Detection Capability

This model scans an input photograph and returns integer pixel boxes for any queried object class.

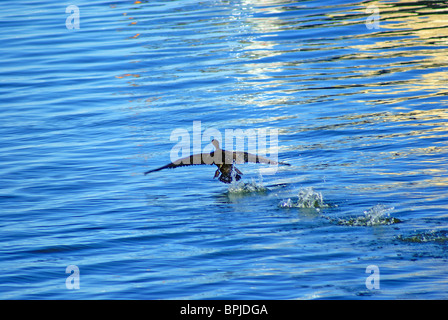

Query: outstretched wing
[144,152,215,175]
[232,151,290,166]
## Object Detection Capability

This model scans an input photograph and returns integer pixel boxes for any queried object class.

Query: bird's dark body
[144,139,289,184]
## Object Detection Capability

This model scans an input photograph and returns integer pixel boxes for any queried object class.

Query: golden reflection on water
[231,0,448,111]
[118,0,448,190]
[352,1,448,101]
[230,0,448,158]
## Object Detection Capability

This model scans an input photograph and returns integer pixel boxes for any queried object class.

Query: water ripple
[1,0,448,299]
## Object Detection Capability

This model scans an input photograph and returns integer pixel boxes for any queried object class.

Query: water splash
[334,204,400,226]
[227,170,267,194]
[278,187,329,209]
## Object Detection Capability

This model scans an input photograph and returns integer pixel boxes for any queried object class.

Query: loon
[144,139,290,184]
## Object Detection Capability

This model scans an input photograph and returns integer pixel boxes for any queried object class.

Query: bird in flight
[144,139,290,183]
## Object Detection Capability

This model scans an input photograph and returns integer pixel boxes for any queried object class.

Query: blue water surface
[1,0,448,299]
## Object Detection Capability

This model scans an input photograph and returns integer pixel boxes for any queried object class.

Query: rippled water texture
[1,0,448,299]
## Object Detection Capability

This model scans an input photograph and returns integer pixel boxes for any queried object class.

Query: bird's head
[211,139,220,149]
